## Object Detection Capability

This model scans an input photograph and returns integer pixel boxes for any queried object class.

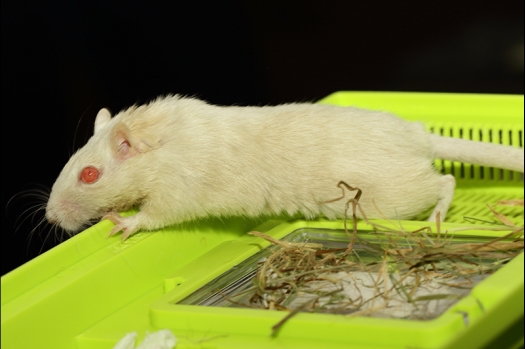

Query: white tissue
[136,329,177,349]
[113,329,177,349]
[112,332,137,349]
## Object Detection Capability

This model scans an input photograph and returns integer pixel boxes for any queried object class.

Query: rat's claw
[102,212,139,241]
[102,212,124,237]
[120,228,135,241]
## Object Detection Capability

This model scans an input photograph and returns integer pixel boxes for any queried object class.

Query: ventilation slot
[429,124,523,182]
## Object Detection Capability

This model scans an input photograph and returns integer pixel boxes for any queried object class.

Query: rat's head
[46,107,154,233]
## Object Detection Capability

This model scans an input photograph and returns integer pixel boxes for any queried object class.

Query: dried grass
[241,182,524,335]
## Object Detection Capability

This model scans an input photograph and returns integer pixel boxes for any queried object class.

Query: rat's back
[144,98,443,221]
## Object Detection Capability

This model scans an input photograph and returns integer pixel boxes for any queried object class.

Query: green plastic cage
[2,92,523,349]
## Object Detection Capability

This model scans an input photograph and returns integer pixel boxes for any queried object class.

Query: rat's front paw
[102,212,140,241]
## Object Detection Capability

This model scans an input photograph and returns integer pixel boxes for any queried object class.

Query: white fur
[45,95,524,239]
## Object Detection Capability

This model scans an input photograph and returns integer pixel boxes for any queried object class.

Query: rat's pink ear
[110,122,152,160]
[94,108,112,134]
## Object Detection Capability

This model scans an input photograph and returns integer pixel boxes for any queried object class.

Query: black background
[1,1,523,275]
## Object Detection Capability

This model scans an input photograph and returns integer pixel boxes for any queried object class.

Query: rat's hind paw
[102,212,140,241]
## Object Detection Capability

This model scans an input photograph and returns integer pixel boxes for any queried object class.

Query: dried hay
[241,182,524,335]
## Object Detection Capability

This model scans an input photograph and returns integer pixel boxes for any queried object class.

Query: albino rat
[46,95,524,240]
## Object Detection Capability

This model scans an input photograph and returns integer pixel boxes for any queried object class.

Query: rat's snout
[45,200,62,226]
[45,204,63,227]
[45,209,57,224]
[45,195,89,233]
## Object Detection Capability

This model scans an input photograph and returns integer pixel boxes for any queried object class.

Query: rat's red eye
[80,166,100,184]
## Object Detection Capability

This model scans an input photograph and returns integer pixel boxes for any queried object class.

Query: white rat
[46,95,524,240]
